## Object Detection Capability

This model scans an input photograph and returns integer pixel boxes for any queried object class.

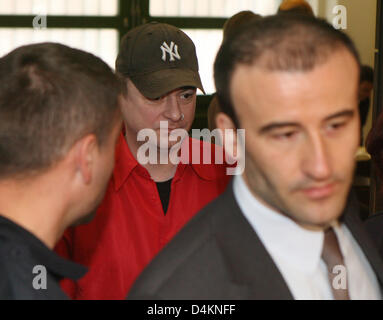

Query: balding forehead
[230,48,359,122]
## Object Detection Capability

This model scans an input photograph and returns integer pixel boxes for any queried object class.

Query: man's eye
[327,122,346,131]
[149,96,163,102]
[181,91,195,99]
[272,131,297,140]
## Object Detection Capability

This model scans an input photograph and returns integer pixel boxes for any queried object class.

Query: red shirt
[55,133,232,299]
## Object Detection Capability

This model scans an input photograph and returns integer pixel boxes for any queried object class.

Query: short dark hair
[360,65,374,83]
[214,14,360,127]
[0,43,125,179]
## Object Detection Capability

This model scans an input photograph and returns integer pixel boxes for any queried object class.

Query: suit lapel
[213,184,294,299]
[343,195,383,290]
[213,184,383,299]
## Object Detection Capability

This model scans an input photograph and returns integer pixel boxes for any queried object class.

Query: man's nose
[163,95,182,122]
[302,135,332,181]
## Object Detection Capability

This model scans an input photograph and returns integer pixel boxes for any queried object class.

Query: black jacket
[365,211,383,259]
[0,215,86,299]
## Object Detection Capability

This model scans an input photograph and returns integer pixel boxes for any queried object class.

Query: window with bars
[149,0,285,94]
[147,0,320,94]
[0,28,118,67]
[0,0,118,16]
[1,0,320,92]
[150,0,281,17]
[0,0,119,68]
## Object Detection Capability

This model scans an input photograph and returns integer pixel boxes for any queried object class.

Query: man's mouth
[157,127,183,131]
[301,183,336,200]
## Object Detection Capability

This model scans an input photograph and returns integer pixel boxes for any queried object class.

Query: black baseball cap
[116,22,205,99]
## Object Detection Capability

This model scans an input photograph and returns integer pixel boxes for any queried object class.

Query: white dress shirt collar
[233,174,381,299]
[233,174,324,274]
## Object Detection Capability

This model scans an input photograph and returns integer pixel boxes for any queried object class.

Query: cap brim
[130,68,205,99]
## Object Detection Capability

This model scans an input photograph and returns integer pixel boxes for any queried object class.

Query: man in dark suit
[128,15,383,300]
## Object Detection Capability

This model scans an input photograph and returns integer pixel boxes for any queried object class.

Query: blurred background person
[208,10,261,132]
[277,0,315,16]
[359,65,374,145]
[365,111,383,257]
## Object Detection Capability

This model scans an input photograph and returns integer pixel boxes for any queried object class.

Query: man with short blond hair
[0,43,124,299]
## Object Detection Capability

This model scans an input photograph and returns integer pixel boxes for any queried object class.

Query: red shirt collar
[112,132,140,191]
[112,132,230,191]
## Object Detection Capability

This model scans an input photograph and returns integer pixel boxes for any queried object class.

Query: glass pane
[0,0,118,15]
[0,28,118,68]
[182,29,223,94]
[150,0,284,17]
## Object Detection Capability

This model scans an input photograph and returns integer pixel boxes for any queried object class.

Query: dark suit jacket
[128,184,383,299]
[365,212,383,259]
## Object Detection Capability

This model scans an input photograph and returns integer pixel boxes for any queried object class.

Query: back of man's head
[214,14,360,126]
[0,43,125,179]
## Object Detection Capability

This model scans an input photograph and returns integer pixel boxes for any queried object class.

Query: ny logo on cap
[160,41,181,62]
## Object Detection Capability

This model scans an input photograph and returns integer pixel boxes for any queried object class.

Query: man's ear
[216,112,238,160]
[72,134,98,185]
[216,112,236,130]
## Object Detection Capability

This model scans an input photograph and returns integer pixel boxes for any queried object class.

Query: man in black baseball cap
[116,22,205,99]
[56,22,232,299]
